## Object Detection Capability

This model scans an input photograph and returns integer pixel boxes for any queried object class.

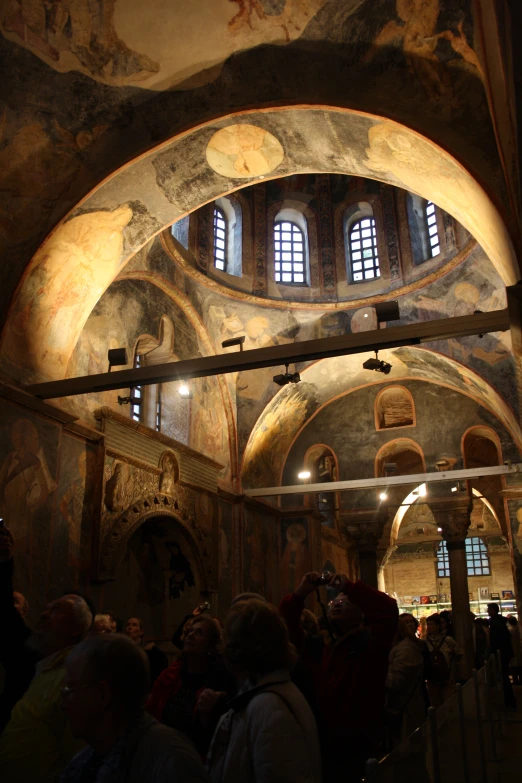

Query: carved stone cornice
[344,509,389,551]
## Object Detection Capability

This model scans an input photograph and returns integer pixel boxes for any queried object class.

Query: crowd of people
[0,523,519,783]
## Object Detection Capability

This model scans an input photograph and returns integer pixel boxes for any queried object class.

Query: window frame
[131,354,143,423]
[274,220,307,286]
[213,207,227,272]
[425,201,440,258]
[437,537,491,578]
[349,217,380,282]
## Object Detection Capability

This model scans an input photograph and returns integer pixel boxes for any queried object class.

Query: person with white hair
[0,588,92,783]
[61,634,209,783]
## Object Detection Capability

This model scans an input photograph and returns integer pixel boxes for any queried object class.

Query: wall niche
[375,386,415,430]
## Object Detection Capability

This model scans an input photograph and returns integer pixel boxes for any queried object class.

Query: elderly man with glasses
[280,571,398,782]
[60,634,208,783]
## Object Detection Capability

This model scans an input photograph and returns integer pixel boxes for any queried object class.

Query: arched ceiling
[0,107,517,385]
[241,346,522,489]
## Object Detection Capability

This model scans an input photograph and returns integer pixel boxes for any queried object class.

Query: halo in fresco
[206,124,284,178]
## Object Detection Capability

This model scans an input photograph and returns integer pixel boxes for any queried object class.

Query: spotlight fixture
[437,527,443,533]
[273,364,301,387]
[108,347,128,372]
[178,384,191,398]
[298,471,311,480]
[221,335,245,351]
[379,492,388,501]
[363,351,392,375]
[384,462,397,476]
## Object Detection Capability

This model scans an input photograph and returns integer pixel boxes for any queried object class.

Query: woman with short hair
[208,599,321,783]
[147,615,233,756]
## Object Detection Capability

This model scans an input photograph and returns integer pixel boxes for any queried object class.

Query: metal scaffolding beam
[26,308,509,400]
[243,464,522,497]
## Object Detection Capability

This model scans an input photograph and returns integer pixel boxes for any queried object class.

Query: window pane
[275,242,280,250]
[352,251,362,260]
[282,252,292,261]
[429,224,438,237]
[361,219,371,227]
[294,263,303,272]
[431,244,440,256]
[282,262,292,271]
[362,228,372,238]
[294,273,304,283]
[366,269,375,278]
[281,222,292,230]
[282,273,291,282]
[351,241,361,250]
[282,243,291,251]
[364,259,374,269]
[294,252,303,261]
[275,262,280,271]
[282,232,291,241]
[353,272,363,281]
[294,243,303,252]
[352,262,362,271]
[363,249,372,258]
[362,238,372,248]
[275,273,281,281]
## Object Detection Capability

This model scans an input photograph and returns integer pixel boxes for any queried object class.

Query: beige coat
[208,670,322,783]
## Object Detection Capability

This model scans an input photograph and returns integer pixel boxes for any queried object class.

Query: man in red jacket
[280,571,398,782]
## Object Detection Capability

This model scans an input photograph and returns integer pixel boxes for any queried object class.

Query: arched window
[437,537,490,578]
[425,201,440,257]
[375,387,415,430]
[349,217,380,281]
[213,207,227,271]
[274,221,306,284]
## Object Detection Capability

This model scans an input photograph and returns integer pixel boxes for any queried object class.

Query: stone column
[499,485,522,619]
[429,494,474,678]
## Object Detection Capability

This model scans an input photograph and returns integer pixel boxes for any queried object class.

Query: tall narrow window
[155,384,162,432]
[436,540,450,578]
[425,201,440,257]
[349,217,379,281]
[274,221,306,284]
[213,207,227,271]
[131,354,143,422]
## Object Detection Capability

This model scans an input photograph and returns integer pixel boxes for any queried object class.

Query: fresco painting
[280,517,311,597]
[0,401,60,607]
[218,498,234,611]
[243,506,278,602]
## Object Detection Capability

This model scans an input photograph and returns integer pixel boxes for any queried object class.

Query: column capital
[428,495,472,542]
[344,509,389,551]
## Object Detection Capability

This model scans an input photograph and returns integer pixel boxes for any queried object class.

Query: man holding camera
[280,571,398,782]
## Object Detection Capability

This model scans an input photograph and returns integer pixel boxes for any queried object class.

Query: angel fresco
[364,0,483,105]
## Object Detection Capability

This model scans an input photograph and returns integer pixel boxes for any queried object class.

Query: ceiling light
[179,385,191,397]
[273,364,300,387]
[298,471,311,480]
[437,527,443,533]
[362,351,392,375]
[364,313,368,318]
[451,486,457,492]
[379,492,388,501]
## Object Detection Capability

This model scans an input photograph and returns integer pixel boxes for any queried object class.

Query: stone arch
[374,385,415,431]
[1,107,517,384]
[462,424,505,534]
[374,437,425,478]
[98,491,213,589]
[461,425,503,467]
[303,443,340,531]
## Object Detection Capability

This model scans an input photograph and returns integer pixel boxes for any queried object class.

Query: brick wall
[383,550,515,613]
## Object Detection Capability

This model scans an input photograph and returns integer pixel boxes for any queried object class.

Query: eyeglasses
[328,599,351,610]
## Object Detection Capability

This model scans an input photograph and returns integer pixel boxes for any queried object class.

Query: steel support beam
[243,464,522,497]
[26,308,509,400]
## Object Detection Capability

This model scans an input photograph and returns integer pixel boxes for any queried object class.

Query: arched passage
[100,511,204,643]
[0,107,517,383]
